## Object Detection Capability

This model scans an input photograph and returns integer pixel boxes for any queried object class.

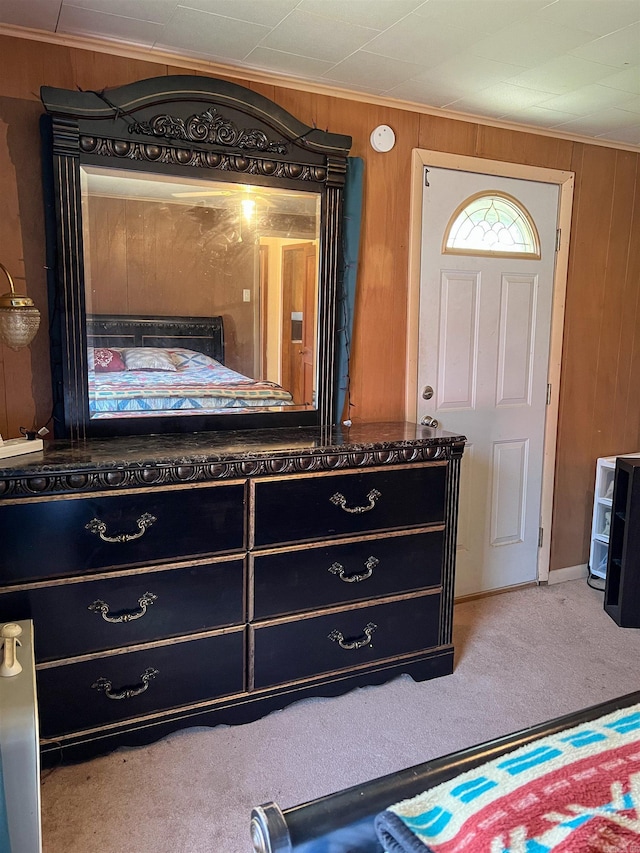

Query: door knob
[421,415,439,428]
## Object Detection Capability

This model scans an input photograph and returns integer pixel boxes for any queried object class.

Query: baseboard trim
[454,581,537,604]
[547,564,588,584]
[454,565,589,600]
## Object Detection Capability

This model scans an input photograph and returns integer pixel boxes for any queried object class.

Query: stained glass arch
[443,191,541,258]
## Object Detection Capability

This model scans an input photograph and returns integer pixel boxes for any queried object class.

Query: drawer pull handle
[91,667,158,701]
[85,512,157,543]
[328,556,379,583]
[328,622,377,651]
[330,488,381,514]
[88,592,158,624]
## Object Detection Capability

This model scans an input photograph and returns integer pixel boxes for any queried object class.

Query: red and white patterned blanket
[376,703,640,852]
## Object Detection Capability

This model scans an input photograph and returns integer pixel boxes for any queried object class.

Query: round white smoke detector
[370,124,396,152]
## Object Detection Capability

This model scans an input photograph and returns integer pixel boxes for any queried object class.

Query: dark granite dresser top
[0,422,466,498]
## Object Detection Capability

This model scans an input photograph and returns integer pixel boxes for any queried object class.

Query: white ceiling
[2,0,640,147]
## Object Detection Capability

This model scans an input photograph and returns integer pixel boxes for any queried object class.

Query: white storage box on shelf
[589,454,640,580]
[0,620,42,853]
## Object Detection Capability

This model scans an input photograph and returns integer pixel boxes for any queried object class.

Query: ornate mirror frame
[40,75,352,440]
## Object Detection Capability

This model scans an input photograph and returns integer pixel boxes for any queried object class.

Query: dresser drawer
[0,482,245,583]
[36,630,244,737]
[253,465,446,547]
[0,559,244,662]
[253,594,441,689]
[253,531,443,619]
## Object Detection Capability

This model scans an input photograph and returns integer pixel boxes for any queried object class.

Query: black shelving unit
[604,456,640,627]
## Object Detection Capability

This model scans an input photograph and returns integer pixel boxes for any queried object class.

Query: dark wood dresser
[0,422,464,765]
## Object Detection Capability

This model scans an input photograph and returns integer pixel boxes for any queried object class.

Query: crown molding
[1,23,638,155]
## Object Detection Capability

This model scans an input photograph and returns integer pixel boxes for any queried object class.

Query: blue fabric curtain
[335,156,364,423]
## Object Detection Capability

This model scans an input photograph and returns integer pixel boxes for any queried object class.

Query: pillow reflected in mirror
[91,347,126,373]
[168,348,221,371]
[121,347,177,371]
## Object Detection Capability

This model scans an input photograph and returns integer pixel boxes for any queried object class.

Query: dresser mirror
[40,76,351,439]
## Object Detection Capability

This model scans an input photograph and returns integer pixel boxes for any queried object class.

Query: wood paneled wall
[0,34,639,575]
[86,197,255,374]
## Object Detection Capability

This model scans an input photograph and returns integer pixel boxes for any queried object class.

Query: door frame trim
[406,149,575,584]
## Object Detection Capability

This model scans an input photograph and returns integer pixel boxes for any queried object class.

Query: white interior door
[418,167,559,597]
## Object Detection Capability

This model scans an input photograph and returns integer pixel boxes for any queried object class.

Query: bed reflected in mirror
[80,165,321,421]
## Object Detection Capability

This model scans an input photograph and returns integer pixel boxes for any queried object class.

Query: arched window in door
[443,191,541,258]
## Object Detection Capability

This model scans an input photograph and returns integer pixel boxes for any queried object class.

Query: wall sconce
[0,262,41,350]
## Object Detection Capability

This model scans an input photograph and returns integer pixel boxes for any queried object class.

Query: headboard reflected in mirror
[40,75,352,439]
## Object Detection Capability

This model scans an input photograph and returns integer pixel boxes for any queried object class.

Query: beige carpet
[40,579,640,852]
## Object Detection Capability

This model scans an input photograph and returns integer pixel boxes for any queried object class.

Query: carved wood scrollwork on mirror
[40,76,352,439]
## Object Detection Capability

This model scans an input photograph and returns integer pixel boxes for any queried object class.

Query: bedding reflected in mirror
[80,166,321,420]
